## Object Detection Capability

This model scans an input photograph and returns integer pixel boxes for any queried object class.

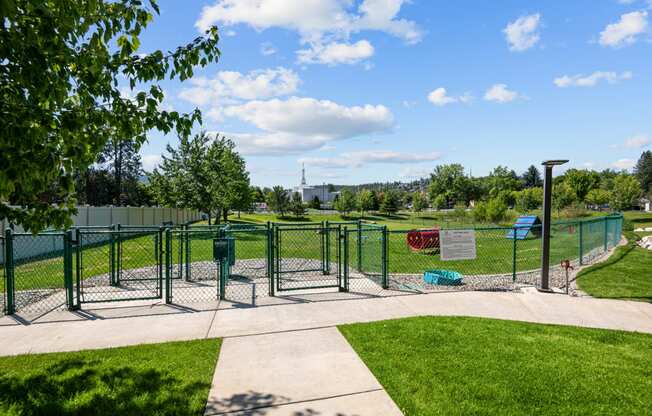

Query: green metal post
[75,228,81,309]
[116,224,122,285]
[320,221,326,274]
[109,224,116,286]
[578,220,584,265]
[4,229,15,315]
[275,226,281,292]
[64,230,74,310]
[357,219,362,272]
[267,222,275,297]
[185,225,191,281]
[603,216,608,252]
[341,227,349,292]
[325,220,331,274]
[158,227,164,298]
[381,226,388,289]
[512,228,517,282]
[178,225,184,279]
[165,228,172,304]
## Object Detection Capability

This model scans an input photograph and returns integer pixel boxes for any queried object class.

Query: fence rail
[1,214,623,317]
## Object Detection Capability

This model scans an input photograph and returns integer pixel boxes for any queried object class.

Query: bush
[433,194,447,210]
[472,202,487,222]
[485,198,508,223]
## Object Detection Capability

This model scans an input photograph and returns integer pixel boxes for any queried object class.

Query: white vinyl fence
[0,206,202,262]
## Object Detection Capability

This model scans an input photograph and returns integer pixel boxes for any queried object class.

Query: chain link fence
[1,214,623,317]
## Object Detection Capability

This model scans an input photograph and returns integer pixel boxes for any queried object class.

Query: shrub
[485,198,508,223]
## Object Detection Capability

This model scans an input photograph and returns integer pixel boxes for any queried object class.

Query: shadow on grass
[0,357,211,415]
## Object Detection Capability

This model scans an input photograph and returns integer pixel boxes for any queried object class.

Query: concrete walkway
[1,290,651,414]
[1,290,651,356]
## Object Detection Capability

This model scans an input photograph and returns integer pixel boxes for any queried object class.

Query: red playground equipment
[407,228,440,252]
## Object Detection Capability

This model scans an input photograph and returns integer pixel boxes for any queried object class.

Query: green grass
[577,232,652,302]
[339,316,652,416]
[0,338,221,415]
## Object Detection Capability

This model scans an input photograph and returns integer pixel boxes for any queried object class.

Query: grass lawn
[0,338,221,415]
[577,233,652,302]
[339,316,652,416]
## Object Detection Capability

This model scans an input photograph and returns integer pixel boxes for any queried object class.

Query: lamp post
[540,159,568,291]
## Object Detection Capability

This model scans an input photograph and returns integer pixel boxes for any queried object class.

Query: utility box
[213,237,235,265]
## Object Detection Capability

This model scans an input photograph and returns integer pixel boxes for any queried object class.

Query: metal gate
[75,228,163,304]
[273,224,343,292]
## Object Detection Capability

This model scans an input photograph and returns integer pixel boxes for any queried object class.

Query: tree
[380,189,401,215]
[334,189,356,216]
[290,192,306,218]
[251,187,265,204]
[97,136,143,205]
[1,1,220,231]
[148,133,250,224]
[609,174,641,211]
[412,192,428,213]
[514,187,543,212]
[309,196,321,210]
[485,197,508,223]
[563,169,600,202]
[433,194,447,210]
[521,165,542,188]
[585,189,611,210]
[266,186,290,217]
[428,164,471,207]
[634,151,652,196]
[487,165,521,197]
[356,190,375,217]
[552,182,576,212]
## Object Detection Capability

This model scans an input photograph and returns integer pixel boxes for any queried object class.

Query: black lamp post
[540,159,568,291]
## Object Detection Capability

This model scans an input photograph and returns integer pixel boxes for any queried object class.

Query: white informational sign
[440,230,477,261]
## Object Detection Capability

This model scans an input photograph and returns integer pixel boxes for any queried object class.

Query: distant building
[292,164,338,204]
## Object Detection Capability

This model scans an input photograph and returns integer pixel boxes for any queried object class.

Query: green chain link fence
[1,213,623,317]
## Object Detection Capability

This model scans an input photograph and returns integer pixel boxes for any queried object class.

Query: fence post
[75,228,81,309]
[381,226,388,289]
[185,225,191,281]
[64,230,75,310]
[4,229,15,315]
[324,220,331,274]
[512,228,517,282]
[342,226,349,292]
[267,222,274,296]
[603,216,608,252]
[357,219,362,272]
[110,224,117,286]
[578,220,584,265]
[165,228,172,304]
[320,221,326,274]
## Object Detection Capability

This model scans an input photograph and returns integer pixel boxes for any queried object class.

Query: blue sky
[136,0,652,187]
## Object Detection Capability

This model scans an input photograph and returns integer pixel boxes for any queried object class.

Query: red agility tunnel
[407,228,440,251]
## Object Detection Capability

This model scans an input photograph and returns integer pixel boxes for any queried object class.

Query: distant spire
[301,163,306,186]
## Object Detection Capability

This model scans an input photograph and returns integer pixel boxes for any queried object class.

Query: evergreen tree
[309,196,321,209]
[290,192,307,218]
[521,165,543,188]
[634,151,652,195]
[380,189,401,215]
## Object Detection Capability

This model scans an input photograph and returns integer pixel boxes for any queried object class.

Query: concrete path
[204,327,402,415]
[1,289,651,356]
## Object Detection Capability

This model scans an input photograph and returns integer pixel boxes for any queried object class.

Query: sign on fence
[440,230,477,260]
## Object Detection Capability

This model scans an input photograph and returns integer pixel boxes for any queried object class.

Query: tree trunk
[207,212,212,225]
[222,209,228,222]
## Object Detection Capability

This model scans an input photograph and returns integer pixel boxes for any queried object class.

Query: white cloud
[599,11,648,47]
[142,154,162,172]
[297,40,374,65]
[483,84,521,103]
[178,67,300,105]
[399,166,432,178]
[554,70,633,87]
[623,134,650,148]
[225,30,237,36]
[427,88,472,106]
[299,150,441,169]
[503,13,542,51]
[196,0,422,44]
[260,42,277,56]
[219,96,394,155]
[343,150,441,164]
[612,158,636,169]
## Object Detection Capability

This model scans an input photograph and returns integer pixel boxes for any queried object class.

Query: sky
[135,0,652,187]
